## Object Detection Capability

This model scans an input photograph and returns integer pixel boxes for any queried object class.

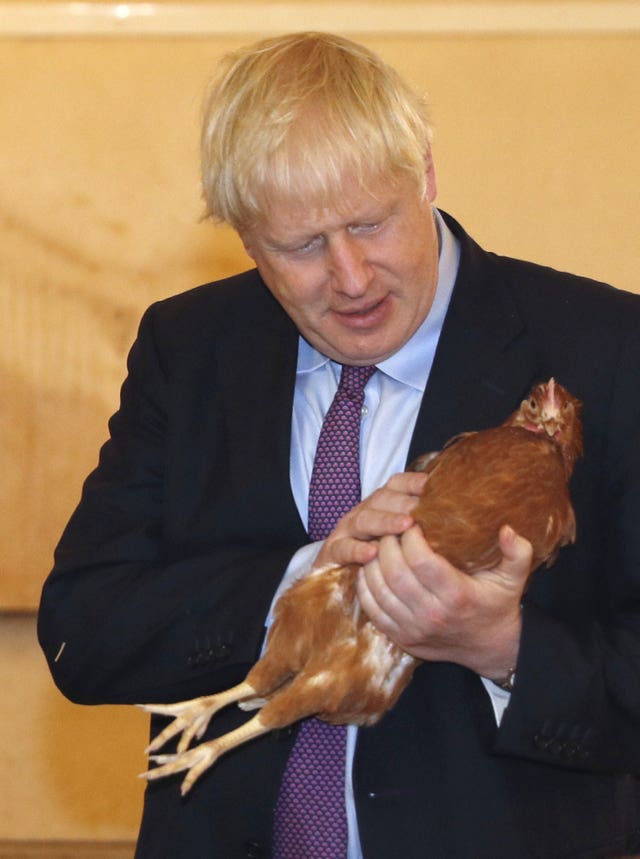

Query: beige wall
[1,2,639,842]
[1,615,146,841]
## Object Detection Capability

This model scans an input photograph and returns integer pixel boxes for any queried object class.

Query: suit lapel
[215,275,308,543]
[408,214,550,462]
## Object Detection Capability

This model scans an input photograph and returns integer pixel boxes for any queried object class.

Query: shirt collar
[297,208,460,390]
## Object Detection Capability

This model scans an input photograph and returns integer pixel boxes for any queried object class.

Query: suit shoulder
[445,210,640,327]
[493,250,634,302]
[126,269,296,376]
[150,269,278,321]
[463,229,640,336]
[139,268,292,343]
[496,254,640,335]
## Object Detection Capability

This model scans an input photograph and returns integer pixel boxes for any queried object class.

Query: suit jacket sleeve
[38,277,307,706]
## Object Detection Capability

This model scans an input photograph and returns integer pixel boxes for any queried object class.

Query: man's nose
[328,235,373,295]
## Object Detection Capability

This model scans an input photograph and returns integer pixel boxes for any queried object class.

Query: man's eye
[290,236,323,255]
[350,222,380,235]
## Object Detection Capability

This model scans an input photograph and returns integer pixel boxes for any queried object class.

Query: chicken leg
[144,711,271,796]
[142,680,258,754]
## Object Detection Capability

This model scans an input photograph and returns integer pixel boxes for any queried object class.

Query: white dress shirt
[268,209,510,858]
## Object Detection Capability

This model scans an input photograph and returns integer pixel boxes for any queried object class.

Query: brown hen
[141,378,583,795]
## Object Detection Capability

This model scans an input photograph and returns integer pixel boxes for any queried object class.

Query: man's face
[241,169,439,366]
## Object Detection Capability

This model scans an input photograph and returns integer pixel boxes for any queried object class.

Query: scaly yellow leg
[142,712,271,795]
[140,681,257,754]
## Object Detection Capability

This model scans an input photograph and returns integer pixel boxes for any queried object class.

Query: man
[38,32,640,858]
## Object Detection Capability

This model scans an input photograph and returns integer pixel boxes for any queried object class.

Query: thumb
[498,525,533,584]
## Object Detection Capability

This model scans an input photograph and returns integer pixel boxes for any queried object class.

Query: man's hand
[313,472,429,569]
[356,523,532,681]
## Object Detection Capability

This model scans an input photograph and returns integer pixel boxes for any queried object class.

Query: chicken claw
[141,712,270,795]
[141,681,257,754]
[144,744,220,796]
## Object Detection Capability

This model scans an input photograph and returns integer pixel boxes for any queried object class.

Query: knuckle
[351,504,367,525]
[446,580,470,613]
[368,487,388,506]
[422,599,446,629]
[385,473,405,490]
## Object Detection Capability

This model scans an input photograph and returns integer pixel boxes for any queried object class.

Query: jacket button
[563,741,579,759]
[244,840,264,857]
[549,739,566,755]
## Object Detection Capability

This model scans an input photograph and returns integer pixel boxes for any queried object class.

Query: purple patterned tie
[273,363,376,858]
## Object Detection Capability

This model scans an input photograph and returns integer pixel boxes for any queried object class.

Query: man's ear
[425,152,438,203]
[239,233,256,261]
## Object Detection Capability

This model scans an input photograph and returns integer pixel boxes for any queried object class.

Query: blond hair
[201,32,433,230]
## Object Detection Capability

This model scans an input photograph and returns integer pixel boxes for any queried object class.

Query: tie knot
[337,364,376,399]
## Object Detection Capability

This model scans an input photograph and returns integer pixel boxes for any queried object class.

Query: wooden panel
[0,615,146,840]
[0,38,249,608]
[0,842,134,858]
[1,33,638,609]
[2,1,640,37]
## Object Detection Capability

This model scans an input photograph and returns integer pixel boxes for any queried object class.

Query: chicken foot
[141,680,257,754]
[142,712,271,796]
[142,663,363,791]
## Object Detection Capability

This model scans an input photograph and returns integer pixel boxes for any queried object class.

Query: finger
[496,525,533,584]
[317,473,428,569]
[499,525,532,563]
[358,540,415,629]
[371,534,424,613]
[400,525,463,595]
[324,475,426,544]
[357,565,399,634]
[348,476,429,530]
[384,470,429,496]
[319,537,379,568]
[350,481,426,526]
[348,505,415,540]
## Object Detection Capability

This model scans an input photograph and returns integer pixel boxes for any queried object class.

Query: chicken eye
[529,398,538,410]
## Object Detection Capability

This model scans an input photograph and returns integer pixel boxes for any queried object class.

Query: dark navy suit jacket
[39,213,640,857]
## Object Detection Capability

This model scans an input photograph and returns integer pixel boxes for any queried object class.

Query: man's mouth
[332,296,390,328]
